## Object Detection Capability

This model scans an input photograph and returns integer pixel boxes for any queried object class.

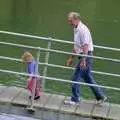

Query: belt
[78,51,93,59]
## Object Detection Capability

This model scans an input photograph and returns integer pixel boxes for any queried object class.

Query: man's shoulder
[78,22,90,33]
[79,22,88,29]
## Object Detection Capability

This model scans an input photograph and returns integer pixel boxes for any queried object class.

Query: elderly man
[65,12,107,104]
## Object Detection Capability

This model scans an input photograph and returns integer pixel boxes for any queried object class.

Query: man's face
[68,17,75,26]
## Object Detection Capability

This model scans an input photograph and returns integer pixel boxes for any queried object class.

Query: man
[65,12,107,104]
[22,51,40,100]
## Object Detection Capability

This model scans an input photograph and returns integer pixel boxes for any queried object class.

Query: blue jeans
[71,52,105,102]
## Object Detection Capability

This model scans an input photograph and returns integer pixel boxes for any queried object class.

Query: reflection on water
[0,113,39,120]
[0,103,93,120]
[0,112,92,120]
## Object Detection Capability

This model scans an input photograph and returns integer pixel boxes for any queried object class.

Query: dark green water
[0,0,120,104]
[0,104,93,120]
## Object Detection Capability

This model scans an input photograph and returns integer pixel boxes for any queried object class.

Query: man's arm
[82,43,89,58]
[80,44,88,69]
[67,49,76,66]
[79,27,90,69]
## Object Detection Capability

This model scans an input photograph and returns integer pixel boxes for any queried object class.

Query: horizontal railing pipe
[0,68,120,91]
[0,55,120,78]
[0,30,120,51]
[0,42,120,63]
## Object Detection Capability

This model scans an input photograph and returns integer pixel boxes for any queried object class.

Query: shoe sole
[29,96,40,100]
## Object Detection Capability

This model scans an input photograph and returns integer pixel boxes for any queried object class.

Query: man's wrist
[69,54,74,59]
[82,53,87,60]
[71,55,74,58]
[82,57,86,61]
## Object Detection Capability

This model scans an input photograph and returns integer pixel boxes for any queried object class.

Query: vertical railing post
[36,48,41,75]
[41,37,52,92]
[28,49,40,111]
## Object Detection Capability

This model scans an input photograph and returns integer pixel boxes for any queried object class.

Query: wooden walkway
[0,85,120,120]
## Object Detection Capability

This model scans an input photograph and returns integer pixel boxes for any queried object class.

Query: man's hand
[67,56,73,66]
[80,44,88,69]
[80,58,86,69]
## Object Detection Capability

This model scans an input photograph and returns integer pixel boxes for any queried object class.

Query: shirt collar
[74,21,82,30]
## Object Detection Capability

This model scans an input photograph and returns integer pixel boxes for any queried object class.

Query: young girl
[22,51,40,100]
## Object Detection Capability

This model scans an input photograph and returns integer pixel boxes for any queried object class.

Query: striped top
[74,21,94,54]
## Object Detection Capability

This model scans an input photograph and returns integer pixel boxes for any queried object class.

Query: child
[22,51,40,100]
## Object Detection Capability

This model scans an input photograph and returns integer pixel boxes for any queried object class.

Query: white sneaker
[96,96,107,105]
[64,99,76,105]
[64,97,80,105]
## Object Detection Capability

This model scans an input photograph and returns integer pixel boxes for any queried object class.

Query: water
[0,112,92,120]
[0,103,92,120]
[0,113,39,120]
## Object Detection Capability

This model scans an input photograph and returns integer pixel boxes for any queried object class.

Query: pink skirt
[27,78,40,97]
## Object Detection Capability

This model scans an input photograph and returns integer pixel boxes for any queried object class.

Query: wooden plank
[44,94,65,111]
[0,86,23,103]
[60,97,78,114]
[108,103,120,120]
[34,93,51,108]
[76,100,95,117]
[0,85,7,94]
[92,102,110,119]
[12,88,30,106]
[0,85,120,120]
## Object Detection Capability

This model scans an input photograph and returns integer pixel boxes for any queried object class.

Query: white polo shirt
[74,21,94,54]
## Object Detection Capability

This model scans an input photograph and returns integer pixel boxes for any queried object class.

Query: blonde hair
[21,51,33,62]
[68,12,80,20]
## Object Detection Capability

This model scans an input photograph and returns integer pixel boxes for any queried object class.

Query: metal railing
[0,30,120,92]
[0,30,120,51]
[0,56,120,78]
[0,41,120,63]
[0,69,120,91]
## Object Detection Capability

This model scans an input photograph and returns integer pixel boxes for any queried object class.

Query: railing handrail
[0,30,120,52]
[0,68,120,91]
[0,30,120,94]
[0,55,120,78]
[0,41,120,63]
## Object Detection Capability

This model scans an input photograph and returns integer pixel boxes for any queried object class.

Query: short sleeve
[27,61,36,74]
[79,28,91,45]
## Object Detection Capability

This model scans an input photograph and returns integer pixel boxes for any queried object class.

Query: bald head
[68,12,80,27]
